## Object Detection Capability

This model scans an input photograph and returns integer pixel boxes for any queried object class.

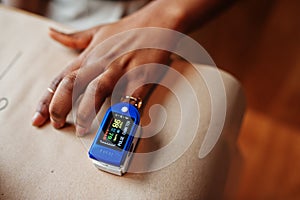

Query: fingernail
[50,118,64,129]
[76,126,88,137]
[32,112,45,127]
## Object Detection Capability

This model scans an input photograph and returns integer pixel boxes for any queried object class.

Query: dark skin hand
[31,0,235,136]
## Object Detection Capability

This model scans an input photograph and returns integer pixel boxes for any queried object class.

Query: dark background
[193,0,300,199]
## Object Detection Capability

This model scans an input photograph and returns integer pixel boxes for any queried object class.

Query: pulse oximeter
[88,97,142,176]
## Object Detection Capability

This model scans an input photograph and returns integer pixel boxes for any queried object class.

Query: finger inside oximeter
[88,102,141,175]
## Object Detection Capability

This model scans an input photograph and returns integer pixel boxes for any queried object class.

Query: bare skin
[28,0,234,136]
[3,0,49,15]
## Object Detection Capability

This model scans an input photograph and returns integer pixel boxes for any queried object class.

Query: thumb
[49,27,95,50]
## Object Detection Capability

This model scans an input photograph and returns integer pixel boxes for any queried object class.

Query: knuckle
[49,105,63,121]
[49,76,63,89]
[111,54,131,70]
[96,79,110,93]
[88,78,112,96]
[76,112,91,126]
[60,72,77,94]
[36,100,49,115]
[129,70,146,84]
[88,79,100,94]
[135,70,146,80]
[66,58,82,69]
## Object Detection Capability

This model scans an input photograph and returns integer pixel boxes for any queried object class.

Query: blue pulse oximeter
[88,101,141,176]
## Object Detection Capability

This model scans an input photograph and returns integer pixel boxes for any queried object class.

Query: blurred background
[193,0,300,199]
[2,0,300,199]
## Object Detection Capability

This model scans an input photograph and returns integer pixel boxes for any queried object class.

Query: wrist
[124,0,236,34]
[122,0,187,32]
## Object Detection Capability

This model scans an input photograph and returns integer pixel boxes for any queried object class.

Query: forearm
[3,0,49,15]
[126,0,236,33]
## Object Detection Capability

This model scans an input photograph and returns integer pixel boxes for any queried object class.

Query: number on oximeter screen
[97,112,133,151]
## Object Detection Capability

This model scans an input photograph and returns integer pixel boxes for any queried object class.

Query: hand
[31,0,230,136]
[31,18,172,136]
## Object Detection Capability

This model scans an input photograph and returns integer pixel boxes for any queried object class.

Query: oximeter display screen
[97,112,134,151]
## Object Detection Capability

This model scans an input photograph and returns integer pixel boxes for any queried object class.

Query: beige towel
[0,6,245,199]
